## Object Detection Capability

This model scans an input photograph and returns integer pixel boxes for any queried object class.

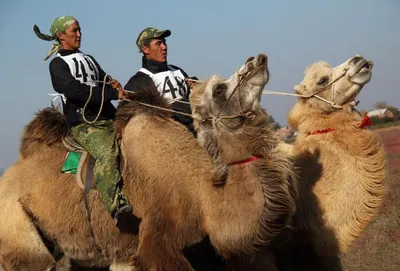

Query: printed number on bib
[162,77,188,99]
[72,57,96,83]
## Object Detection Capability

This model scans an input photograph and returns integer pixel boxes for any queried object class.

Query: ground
[342,126,400,271]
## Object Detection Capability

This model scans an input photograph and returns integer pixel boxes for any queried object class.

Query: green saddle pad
[61,151,82,174]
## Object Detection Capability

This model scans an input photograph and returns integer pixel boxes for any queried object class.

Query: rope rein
[82,74,111,124]
[84,70,254,122]
[187,68,351,109]
[69,66,350,124]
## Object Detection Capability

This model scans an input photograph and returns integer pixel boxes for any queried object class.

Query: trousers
[71,120,122,215]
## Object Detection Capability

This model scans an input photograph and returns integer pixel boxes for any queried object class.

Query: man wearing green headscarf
[34,16,133,224]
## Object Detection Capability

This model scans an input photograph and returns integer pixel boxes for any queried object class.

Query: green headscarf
[33,15,78,62]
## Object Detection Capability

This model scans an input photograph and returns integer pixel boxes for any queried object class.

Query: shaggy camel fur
[0,54,298,271]
[270,55,387,270]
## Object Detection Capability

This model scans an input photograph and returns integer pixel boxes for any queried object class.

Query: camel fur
[0,54,298,271]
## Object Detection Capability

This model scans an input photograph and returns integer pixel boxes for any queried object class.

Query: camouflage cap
[136,27,171,51]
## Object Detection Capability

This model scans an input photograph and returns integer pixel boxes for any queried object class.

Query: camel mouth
[244,54,269,86]
[347,57,373,85]
[362,61,372,70]
[244,54,267,67]
[356,60,373,73]
[335,57,373,106]
[348,57,373,75]
[241,54,268,75]
[256,54,268,67]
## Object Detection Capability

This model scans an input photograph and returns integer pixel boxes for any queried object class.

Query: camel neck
[307,128,335,136]
[214,125,276,166]
[302,114,372,137]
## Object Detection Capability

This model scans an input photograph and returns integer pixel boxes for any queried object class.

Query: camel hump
[115,84,172,136]
[20,107,69,158]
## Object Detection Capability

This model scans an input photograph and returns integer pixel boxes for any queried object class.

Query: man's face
[142,38,168,63]
[57,22,81,50]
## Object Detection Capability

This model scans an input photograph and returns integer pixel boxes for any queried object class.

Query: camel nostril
[257,54,268,66]
[246,56,255,64]
[351,56,363,64]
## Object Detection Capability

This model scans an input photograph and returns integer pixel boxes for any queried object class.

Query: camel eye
[317,77,329,85]
[213,83,227,97]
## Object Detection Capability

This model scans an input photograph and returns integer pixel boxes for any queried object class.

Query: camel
[0,54,298,271]
[268,55,387,270]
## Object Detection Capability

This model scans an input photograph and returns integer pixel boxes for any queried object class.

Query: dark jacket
[124,57,195,129]
[49,49,119,126]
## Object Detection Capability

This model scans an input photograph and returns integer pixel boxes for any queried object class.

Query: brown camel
[0,54,298,271]
[268,55,386,270]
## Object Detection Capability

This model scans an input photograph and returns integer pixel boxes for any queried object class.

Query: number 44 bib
[58,52,100,86]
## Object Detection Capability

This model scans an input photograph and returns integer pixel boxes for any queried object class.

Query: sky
[0,0,399,170]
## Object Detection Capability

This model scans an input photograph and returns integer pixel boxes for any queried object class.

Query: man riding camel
[34,15,133,223]
[124,27,198,133]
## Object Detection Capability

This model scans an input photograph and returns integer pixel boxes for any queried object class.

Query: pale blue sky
[0,0,399,170]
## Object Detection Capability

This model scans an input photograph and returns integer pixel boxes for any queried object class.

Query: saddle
[61,136,95,191]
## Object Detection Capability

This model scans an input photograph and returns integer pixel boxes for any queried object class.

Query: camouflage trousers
[71,120,122,216]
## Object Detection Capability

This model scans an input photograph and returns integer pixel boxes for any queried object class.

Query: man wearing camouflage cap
[33,15,133,224]
[124,27,197,133]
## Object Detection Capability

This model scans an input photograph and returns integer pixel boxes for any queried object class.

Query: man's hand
[109,78,126,99]
[110,79,122,90]
[185,78,198,89]
[117,88,127,100]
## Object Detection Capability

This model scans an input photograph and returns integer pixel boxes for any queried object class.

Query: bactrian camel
[0,54,298,271]
[271,55,387,271]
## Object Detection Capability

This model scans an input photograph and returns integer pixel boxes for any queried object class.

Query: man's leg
[71,120,131,217]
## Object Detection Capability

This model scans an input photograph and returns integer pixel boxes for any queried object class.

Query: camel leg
[0,197,56,271]
[131,218,193,271]
[0,222,55,271]
[0,232,55,271]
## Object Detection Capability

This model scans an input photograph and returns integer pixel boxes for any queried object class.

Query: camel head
[190,54,269,131]
[294,55,373,112]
